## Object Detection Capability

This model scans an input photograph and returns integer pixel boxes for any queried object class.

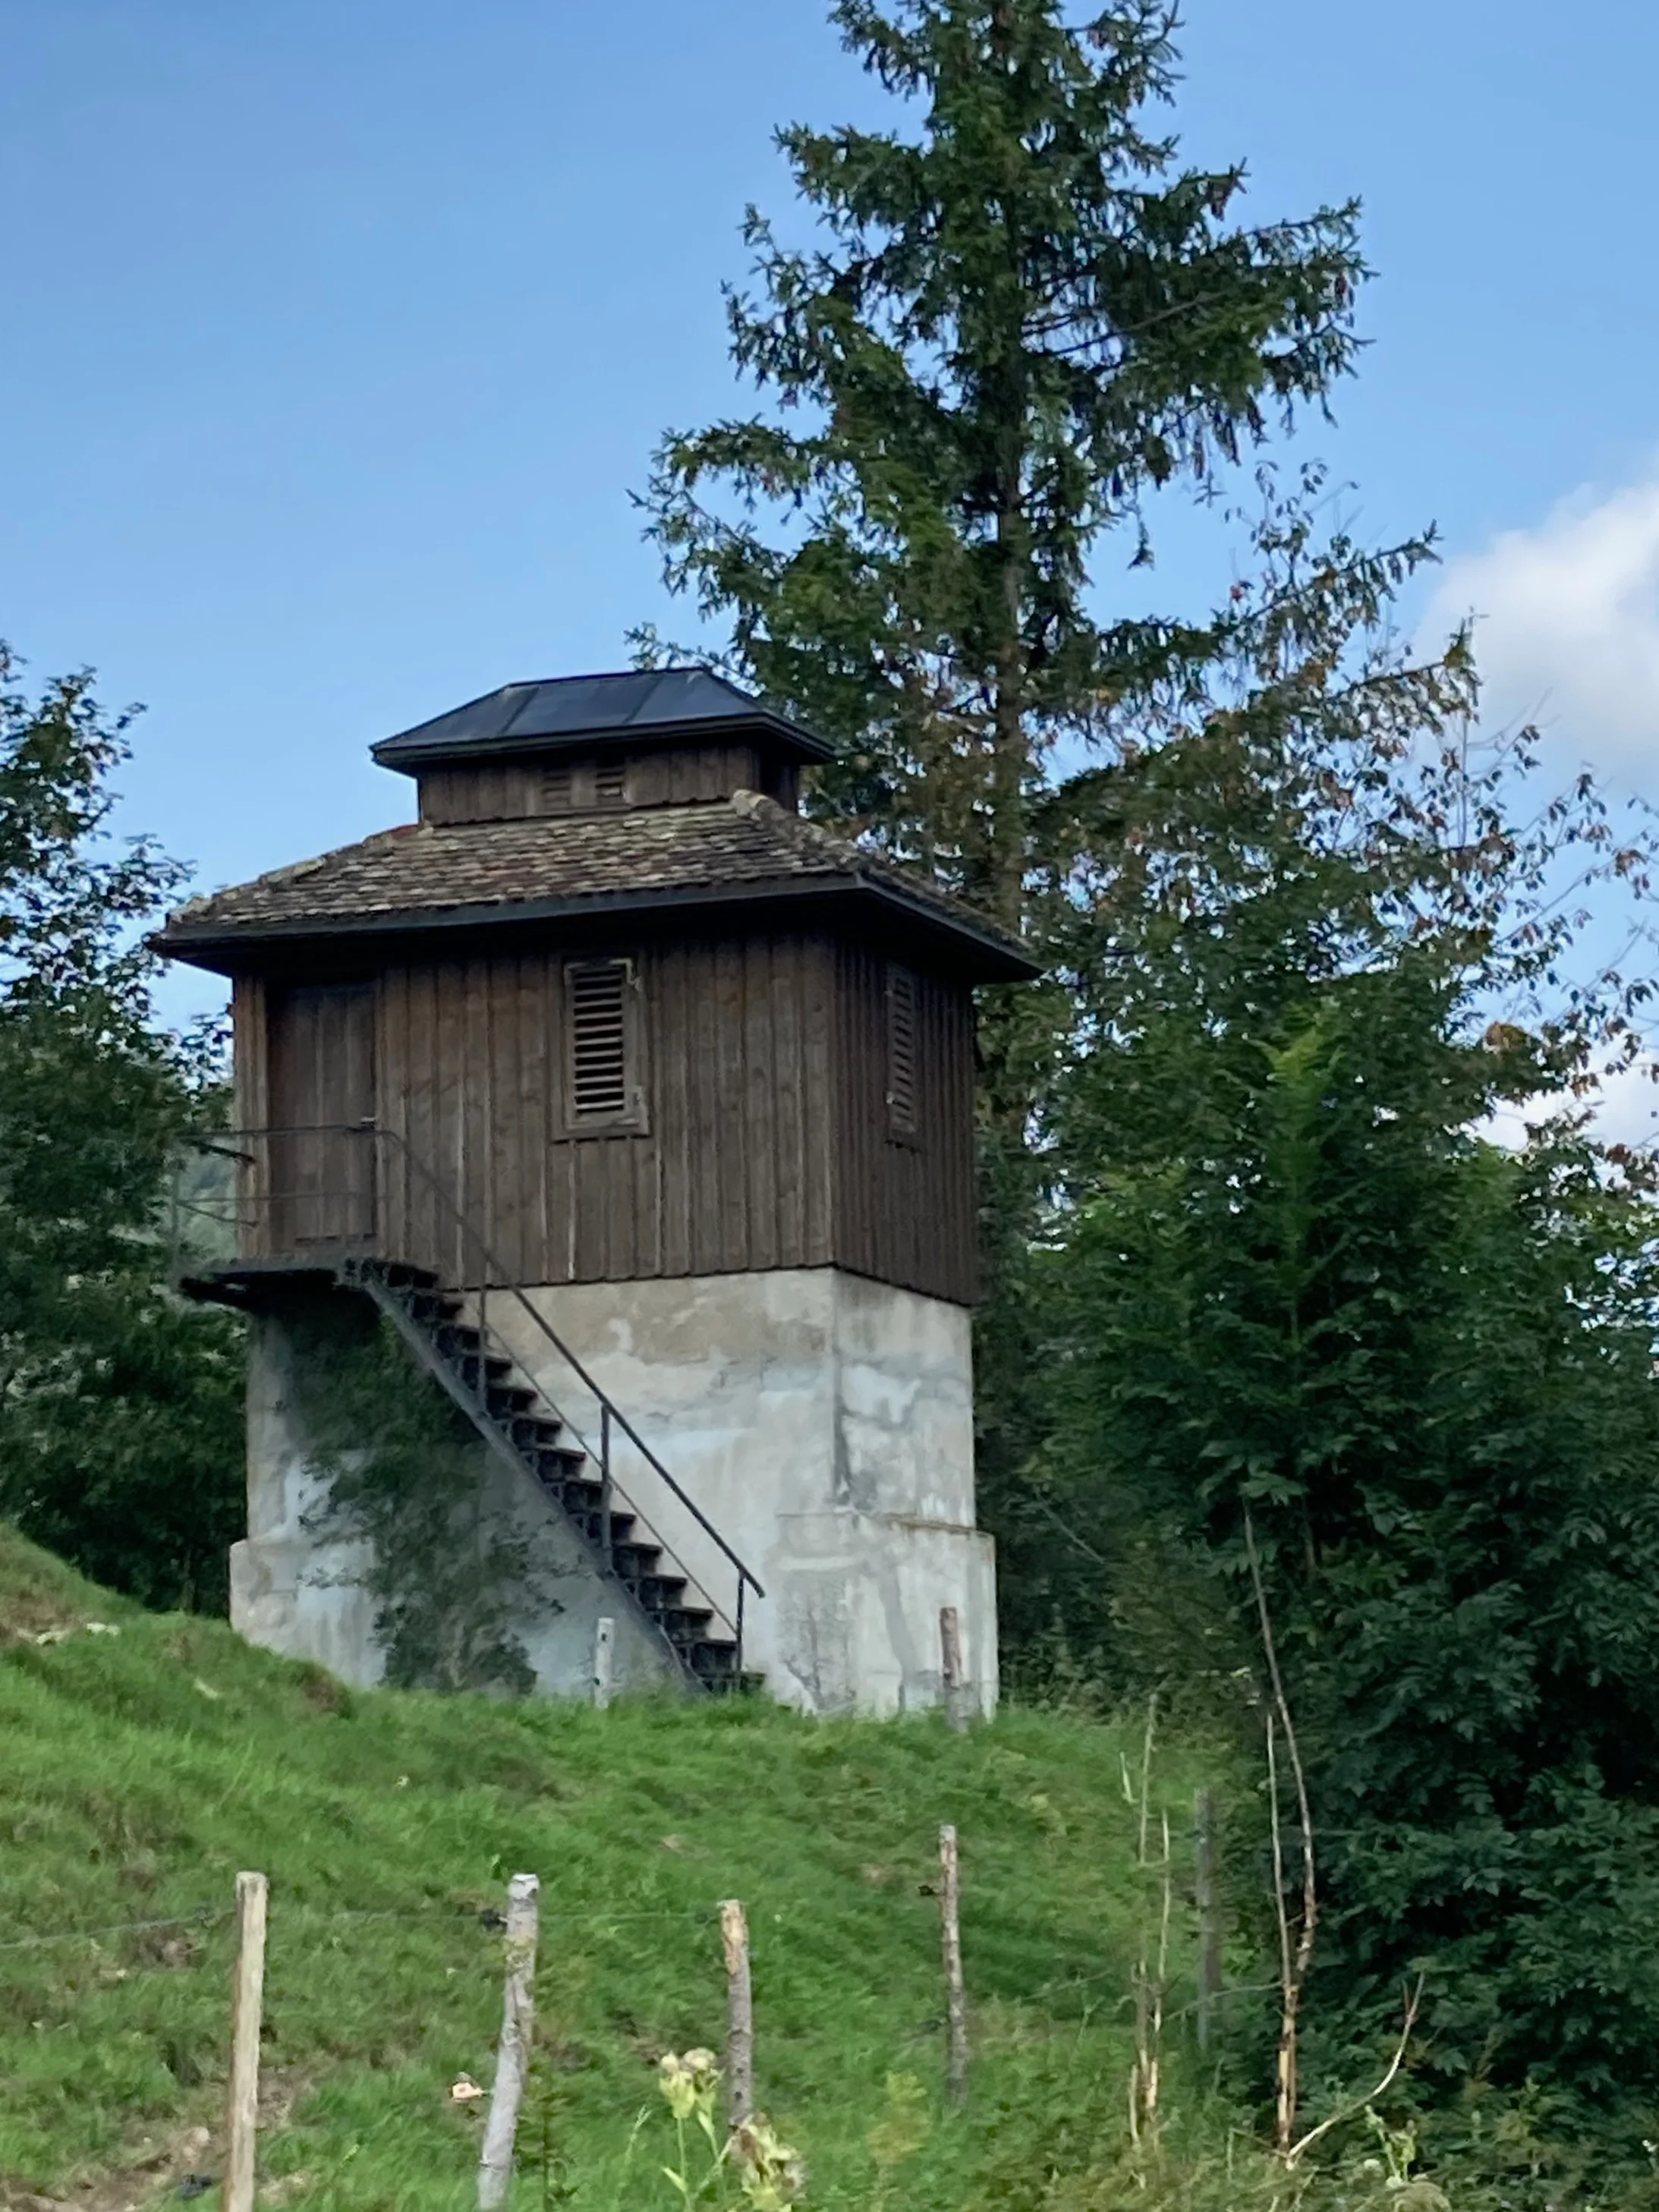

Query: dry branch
[1286,1978,1424,2168]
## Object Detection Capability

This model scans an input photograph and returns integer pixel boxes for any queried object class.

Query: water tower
[161,669,1034,1713]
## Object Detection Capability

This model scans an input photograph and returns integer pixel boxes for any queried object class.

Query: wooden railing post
[940,1605,969,1733]
[720,1899,754,2130]
[478,1873,540,2210]
[224,1871,269,2212]
[939,1825,968,2107]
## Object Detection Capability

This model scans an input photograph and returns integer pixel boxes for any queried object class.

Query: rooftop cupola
[373,666,836,826]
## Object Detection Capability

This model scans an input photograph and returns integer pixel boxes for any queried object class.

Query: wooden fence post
[1194,1788,1221,2052]
[719,1899,754,2130]
[939,1606,970,1735]
[938,1824,968,2108]
[477,1873,540,2210]
[224,1871,269,2212]
[593,1616,615,1712]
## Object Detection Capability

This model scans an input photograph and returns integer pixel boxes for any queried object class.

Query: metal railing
[172,1121,763,1677]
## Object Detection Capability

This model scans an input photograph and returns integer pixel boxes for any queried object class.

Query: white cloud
[1423,470,1659,791]
[1481,1058,1659,1156]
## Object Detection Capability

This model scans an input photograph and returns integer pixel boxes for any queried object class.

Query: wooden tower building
[162,668,1034,1713]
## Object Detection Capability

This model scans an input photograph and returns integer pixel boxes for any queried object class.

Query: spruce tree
[640,0,1365,928]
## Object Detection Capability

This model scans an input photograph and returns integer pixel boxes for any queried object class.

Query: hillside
[0,1528,1232,2212]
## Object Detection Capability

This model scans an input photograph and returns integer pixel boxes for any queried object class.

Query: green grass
[0,1527,1229,2212]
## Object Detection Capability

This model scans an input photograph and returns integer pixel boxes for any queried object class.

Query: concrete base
[231,1289,674,1698]
[496,1267,998,1717]
[229,1267,997,1717]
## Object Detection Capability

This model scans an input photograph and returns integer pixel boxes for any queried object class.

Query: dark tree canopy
[0,649,241,1612]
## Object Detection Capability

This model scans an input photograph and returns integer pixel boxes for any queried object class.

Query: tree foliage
[640,0,1365,924]
[638,0,1384,1639]
[288,1305,553,1694]
[0,649,241,1611]
[646,0,1659,2116]
[1029,486,1659,2102]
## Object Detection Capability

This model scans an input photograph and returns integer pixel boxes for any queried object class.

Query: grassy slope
[0,1528,1223,2212]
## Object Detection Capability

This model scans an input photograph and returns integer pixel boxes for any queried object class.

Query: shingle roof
[370,667,835,770]
[159,791,1037,981]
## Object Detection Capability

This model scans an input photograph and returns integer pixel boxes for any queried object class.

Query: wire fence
[0,1698,1283,2211]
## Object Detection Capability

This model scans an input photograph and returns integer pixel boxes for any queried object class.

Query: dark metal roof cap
[371,666,836,771]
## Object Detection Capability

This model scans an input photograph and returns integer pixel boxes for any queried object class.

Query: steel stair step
[435,1323,484,1361]
[458,1356,513,1393]
[508,1416,565,1452]
[535,1451,588,1485]
[658,1608,715,1640]
[631,1575,689,1609]
[612,1542,661,1579]
[562,1499,631,1537]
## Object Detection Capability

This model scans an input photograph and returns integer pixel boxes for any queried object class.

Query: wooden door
[268,982,378,1251]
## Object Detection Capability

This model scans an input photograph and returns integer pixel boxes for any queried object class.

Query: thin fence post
[719,1899,754,2131]
[1195,1788,1221,2053]
[593,1617,615,1712]
[478,1873,540,2211]
[938,1823,968,2108]
[224,1871,269,2212]
[939,1606,969,1734]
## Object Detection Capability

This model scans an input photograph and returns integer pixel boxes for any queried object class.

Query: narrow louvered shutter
[886,964,918,1137]
[568,960,632,1122]
[542,762,573,812]
[594,758,627,807]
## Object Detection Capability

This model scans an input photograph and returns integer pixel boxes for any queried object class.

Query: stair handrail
[195,1122,766,1613]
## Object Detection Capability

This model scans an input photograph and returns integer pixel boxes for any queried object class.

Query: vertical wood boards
[415,744,774,825]
[257,924,977,1304]
[265,981,376,1253]
[829,945,978,1306]
[231,975,270,1257]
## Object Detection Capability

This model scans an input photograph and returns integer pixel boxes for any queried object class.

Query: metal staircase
[176,1123,763,1698]
[352,1257,753,1692]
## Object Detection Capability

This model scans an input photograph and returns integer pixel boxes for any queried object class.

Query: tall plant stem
[1245,1504,1317,2154]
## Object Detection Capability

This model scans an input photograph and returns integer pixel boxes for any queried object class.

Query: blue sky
[4,0,1657,1034]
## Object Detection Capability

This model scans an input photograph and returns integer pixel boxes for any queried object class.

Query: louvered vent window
[886,964,918,1137]
[594,758,627,807]
[542,763,573,812]
[568,960,635,1125]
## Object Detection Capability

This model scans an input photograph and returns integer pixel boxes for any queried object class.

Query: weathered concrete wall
[494,1266,999,1717]
[231,1288,674,1698]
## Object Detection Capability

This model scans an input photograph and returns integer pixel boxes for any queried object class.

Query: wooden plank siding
[827,946,978,1308]
[231,973,271,1257]
[257,925,978,1305]
[416,745,792,825]
[254,980,378,1252]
